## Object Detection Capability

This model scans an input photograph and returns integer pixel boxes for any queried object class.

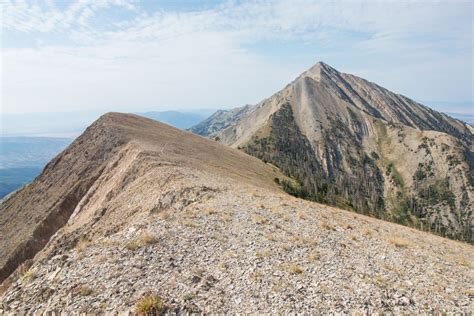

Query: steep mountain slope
[189,105,252,138]
[0,113,284,286]
[192,62,473,242]
[0,113,472,313]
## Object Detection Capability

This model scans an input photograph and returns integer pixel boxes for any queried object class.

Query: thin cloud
[1,0,472,114]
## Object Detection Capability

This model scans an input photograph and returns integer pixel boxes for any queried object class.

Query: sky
[1,0,473,115]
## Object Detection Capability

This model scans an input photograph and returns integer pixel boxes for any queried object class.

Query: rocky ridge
[0,113,472,313]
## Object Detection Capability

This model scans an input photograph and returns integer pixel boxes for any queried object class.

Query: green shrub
[135,295,165,315]
[280,179,309,199]
[418,179,456,209]
[386,163,404,187]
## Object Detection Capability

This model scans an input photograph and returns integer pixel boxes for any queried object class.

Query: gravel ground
[1,162,472,314]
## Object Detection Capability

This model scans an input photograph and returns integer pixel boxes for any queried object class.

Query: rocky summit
[0,112,473,313]
[191,62,473,243]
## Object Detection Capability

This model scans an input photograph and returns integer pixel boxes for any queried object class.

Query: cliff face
[0,114,473,313]
[192,62,473,241]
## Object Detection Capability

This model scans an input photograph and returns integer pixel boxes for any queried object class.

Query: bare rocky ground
[1,164,473,314]
[0,113,472,314]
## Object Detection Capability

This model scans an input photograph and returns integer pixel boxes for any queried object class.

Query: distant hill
[136,110,215,129]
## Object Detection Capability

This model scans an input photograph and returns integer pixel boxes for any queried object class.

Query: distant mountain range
[191,62,473,242]
[1,110,215,138]
[136,110,214,129]
[444,112,474,125]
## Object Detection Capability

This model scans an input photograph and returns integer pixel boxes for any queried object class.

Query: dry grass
[250,271,264,280]
[141,232,158,245]
[256,250,271,259]
[299,236,318,247]
[281,244,291,251]
[92,255,107,264]
[221,213,232,223]
[158,211,171,220]
[463,288,474,296]
[185,209,200,219]
[297,210,307,220]
[125,240,141,250]
[388,237,410,248]
[320,222,335,231]
[252,214,269,225]
[382,262,405,277]
[99,302,108,309]
[218,262,230,272]
[270,207,284,216]
[76,238,91,254]
[183,293,196,302]
[343,223,354,230]
[182,219,198,228]
[192,267,206,277]
[100,239,120,248]
[225,251,239,258]
[280,263,303,274]
[272,280,288,293]
[126,231,158,250]
[287,263,303,274]
[374,274,390,288]
[319,283,331,294]
[265,234,277,242]
[308,252,320,262]
[20,267,38,284]
[78,284,93,296]
[135,295,165,314]
[210,233,227,242]
[203,208,216,215]
[362,228,374,236]
[453,255,471,267]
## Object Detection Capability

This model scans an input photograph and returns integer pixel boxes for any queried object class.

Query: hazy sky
[1,0,473,114]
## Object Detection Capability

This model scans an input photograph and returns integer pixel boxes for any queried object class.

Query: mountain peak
[301,61,338,81]
[313,61,332,69]
[192,59,473,243]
